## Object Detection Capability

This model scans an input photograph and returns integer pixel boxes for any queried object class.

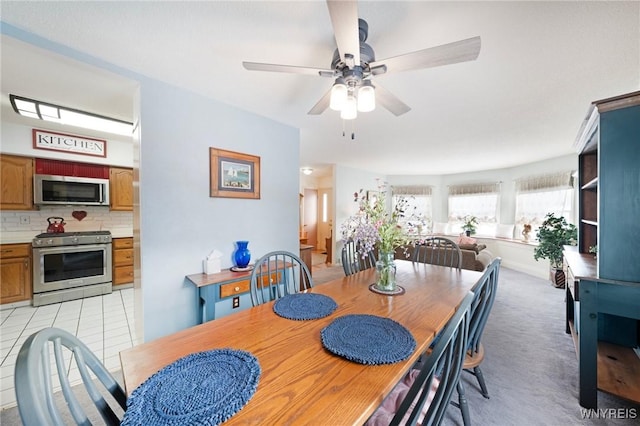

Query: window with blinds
[391,185,432,234]
[514,171,575,238]
[448,183,500,235]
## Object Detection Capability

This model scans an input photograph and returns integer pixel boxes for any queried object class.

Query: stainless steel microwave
[34,174,110,206]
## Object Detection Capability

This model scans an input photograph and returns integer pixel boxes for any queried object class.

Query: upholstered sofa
[457,243,492,271]
[395,242,492,272]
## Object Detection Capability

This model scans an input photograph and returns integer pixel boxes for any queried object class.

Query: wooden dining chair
[14,327,127,426]
[413,237,463,270]
[249,250,313,306]
[366,291,474,426]
[453,257,502,426]
[341,239,376,276]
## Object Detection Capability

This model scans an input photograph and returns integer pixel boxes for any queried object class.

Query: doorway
[303,188,318,247]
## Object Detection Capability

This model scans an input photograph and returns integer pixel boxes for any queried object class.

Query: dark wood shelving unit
[580,177,598,190]
[577,149,598,254]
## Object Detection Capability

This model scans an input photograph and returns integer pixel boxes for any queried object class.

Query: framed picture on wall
[210,148,261,199]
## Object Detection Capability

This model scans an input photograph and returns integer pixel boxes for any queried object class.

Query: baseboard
[0,300,31,311]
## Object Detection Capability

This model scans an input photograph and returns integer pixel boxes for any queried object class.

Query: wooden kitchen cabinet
[0,154,34,211]
[0,243,32,304]
[113,237,134,286]
[109,167,133,211]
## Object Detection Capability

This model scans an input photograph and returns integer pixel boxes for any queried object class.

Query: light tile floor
[0,288,137,410]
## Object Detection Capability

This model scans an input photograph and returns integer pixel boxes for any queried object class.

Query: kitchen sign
[32,129,107,157]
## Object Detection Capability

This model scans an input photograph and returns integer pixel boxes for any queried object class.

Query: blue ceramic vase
[234,241,251,268]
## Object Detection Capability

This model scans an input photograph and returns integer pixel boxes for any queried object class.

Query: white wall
[137,79,300,340]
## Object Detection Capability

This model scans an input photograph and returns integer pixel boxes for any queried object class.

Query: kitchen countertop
[0,228,133,245]
[0,231,40,245]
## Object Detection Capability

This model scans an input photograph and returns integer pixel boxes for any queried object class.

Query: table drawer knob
[234,286,240,291]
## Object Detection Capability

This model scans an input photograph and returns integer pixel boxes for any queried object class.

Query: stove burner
[33,230,112,247]
[34,230,112,239]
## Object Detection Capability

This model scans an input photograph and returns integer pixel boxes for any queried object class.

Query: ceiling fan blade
[370,36,481,74]
[308,88,332,115]
[243,62,336,77]
[374,83,411,116]
[326,0,360,67]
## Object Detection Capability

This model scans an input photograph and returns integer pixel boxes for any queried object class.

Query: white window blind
[515,171,574,193]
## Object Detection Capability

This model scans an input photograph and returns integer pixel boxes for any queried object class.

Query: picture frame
[210,148,260,199]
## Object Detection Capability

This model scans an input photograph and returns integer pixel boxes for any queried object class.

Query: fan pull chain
[341,120,356,140]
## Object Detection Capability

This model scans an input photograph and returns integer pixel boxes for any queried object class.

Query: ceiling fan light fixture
[340,95,358,120]
[357,80,375,112]
[329,78,347,111]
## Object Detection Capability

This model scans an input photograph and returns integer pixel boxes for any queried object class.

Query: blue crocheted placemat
[320,314,416,365]
[122,349,260,426]
[273,293,338,320]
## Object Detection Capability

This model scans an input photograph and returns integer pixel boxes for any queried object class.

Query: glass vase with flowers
[340,180,413,292]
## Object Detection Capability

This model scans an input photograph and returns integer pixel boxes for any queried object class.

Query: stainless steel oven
[32,231,112,306]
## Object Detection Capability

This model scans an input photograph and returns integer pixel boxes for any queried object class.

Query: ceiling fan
[243,0,481,121]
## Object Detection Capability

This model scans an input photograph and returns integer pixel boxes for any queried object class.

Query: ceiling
[1,1,638,176]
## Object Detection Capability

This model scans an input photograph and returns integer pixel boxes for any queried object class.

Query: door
[303,189,318,247]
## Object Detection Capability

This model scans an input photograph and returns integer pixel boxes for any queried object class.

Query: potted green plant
[461,215,479,236]
[533,213,577,288]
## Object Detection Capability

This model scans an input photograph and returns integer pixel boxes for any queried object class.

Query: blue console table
[186,268,254,323]
[186,264,286,323]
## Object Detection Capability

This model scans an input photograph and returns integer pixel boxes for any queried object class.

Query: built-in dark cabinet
[567,91,640,408]
[575,91,640,280]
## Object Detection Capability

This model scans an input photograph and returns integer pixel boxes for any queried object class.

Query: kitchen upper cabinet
[0,243,32,304]
[0,154,34,211]
[109,167,133,211]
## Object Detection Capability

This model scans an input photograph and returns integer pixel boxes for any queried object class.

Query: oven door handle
[33,243,112,255]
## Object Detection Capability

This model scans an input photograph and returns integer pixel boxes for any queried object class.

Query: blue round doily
[122,349,261,426]
[320,314,416,365]
[273,293,338,320]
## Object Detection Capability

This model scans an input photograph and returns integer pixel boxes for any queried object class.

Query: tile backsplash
[1,206,132,236]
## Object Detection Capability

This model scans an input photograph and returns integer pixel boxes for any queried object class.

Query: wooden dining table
[119,260,483,425]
